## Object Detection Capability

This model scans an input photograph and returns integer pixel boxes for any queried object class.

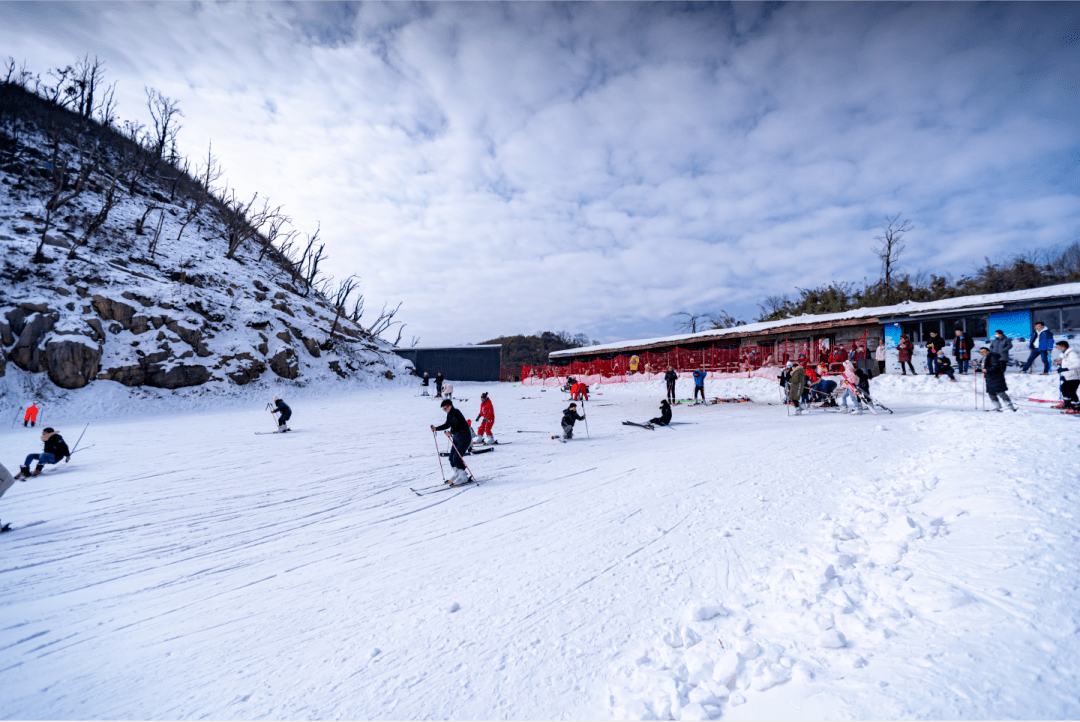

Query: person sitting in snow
[648,399,673,427]
[15,427,70,479]
[271,396,292,431]
[475,391,496,445]
[934,355,957,382]
[431,399,473,485]
[561,403,586,439]
[839,360,865,414]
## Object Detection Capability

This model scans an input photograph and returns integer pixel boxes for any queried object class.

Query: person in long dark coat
[897,334,916,375]
[978,348,1016,411]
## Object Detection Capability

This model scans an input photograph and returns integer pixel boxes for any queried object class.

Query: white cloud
[3,2,1079,345]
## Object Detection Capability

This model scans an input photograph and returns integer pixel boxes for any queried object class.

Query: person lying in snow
[15,427,70,479]
[561,403,586,439]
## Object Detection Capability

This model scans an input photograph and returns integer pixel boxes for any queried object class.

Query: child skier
[648,399,673,427]
[475,392,496,444]
[271,396,292,431]
[435,372,445,397]
[977,347,1017,411]
[561,403,586,439]
[15,427,71,478]
[431,398,473,484]
[23,402,39,428]
[839,360,865,414]
[421,372,430,396]
[1054,341,1079,410]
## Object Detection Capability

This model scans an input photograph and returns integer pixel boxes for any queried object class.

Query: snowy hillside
[1,374,1077,719]
[1,86,412,414]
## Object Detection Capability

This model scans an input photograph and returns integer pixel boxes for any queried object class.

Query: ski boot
[15,466,31,480]
[31,465,44,477]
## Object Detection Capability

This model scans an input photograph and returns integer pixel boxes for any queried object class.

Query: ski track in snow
[0,376,1078,720]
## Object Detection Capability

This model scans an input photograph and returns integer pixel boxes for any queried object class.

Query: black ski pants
[1062,379,1080,406]
[693,385,705,401]
[666,379,676,402]
[448,431,471,470]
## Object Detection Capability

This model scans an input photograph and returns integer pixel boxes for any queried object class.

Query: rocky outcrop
[269,347,299,379]
[302,336,321,358]
[9,311,58,372]
[45,339,101,389]
[147,364,210,389]
[224,354,267,386]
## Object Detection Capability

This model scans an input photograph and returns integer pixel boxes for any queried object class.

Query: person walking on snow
[664,367,678,403]
[875,341,887,375]
[989,330,1013,370]
[976,347,1017,412]
[649,399,673,427]
[692,369,707,403]
[897,334,916,375]
[271,396,292,432]
[0,462,16,531]
[15,427,71,479]
[1054,341,1079,410]
[561,403,586,439]
[431,398,473,484]
[778,364,793,403]
[953,329,975,374]
[1020,322,1054,374]
[23,402,39,428]
[475,392,496,444]
[788,361,807,415]
[435,372,445,397]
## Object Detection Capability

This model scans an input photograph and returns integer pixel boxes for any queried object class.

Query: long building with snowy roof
[548,282,1080,366]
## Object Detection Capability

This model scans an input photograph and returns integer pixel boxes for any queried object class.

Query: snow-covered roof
[551,282,1080,358]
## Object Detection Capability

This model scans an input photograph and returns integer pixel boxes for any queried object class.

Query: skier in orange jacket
[23,403,39,428]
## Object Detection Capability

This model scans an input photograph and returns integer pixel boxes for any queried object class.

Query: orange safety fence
[520,331,869,386]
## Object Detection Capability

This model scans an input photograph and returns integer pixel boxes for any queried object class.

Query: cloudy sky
[4,2,1080,345]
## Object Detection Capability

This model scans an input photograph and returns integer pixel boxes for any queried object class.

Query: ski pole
[582,397,590,439]
[70,423,90,454]
[12,407,23,429]
[432,429,446,481]
[70,444,95,455]
[447,436,478,484]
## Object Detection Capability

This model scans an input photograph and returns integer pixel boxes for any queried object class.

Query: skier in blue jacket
[692,369,707,403]
[1020,322,1054,374]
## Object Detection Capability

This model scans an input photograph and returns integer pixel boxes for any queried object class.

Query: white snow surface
[1,374,1078,720]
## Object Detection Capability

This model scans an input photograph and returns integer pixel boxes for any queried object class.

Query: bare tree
[148,208,166,259]
[757,294,792,322]
[326,274,361,341]
[70,55,107,121]
[291,224,325,294]
[220,190,285,259]
[708,310,746,329]
[68,160,124,259]
[669,311,717,334]
[874,214,913,304]
[135,203,160,235]
[367,301,404,341]
[145,87,183,160]
[34,133,98,262]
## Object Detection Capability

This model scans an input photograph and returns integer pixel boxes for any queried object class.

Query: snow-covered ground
[1,374,1078,720]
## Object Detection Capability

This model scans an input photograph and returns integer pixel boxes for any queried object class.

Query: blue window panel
[988,310,1031,341]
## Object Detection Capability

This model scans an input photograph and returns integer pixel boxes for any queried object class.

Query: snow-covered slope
[1,375,1076,719]
[1,89,411,413]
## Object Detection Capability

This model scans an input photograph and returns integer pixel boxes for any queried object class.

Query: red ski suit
[24,405,38,422]
[477,398,494,437]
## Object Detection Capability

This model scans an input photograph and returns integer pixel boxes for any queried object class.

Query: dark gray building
[394,345,502,382]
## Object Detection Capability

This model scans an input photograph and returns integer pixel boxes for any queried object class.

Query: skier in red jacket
[23,403,39,428]
[475,392,496,445]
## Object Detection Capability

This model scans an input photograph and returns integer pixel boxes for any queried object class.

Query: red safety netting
[520,331,869,386]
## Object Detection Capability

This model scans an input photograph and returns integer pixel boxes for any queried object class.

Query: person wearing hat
[692,368,707,404]
[648,399,673,427]
[271,396,292,432]
[977,347,1017,411]
[561,402,586,440]
[475,392,496,445]
[23,402,40,428]
[788,361,807,415]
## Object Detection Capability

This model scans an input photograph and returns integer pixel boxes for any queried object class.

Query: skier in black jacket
[649,399,673,427]
[664,367,678,403]
[271,396,292,432]
[435,372,445,398]
[432,399,473,484]
[561,403,586,439]
[16,427,71,478]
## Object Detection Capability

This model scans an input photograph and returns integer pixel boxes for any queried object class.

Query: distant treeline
[756,242,1080,323]
[479,331,594,368]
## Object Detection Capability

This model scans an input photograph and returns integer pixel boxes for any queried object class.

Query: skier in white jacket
[1055,341,1079,410]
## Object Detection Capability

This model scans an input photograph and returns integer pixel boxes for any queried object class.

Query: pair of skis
[410,477,488,496]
